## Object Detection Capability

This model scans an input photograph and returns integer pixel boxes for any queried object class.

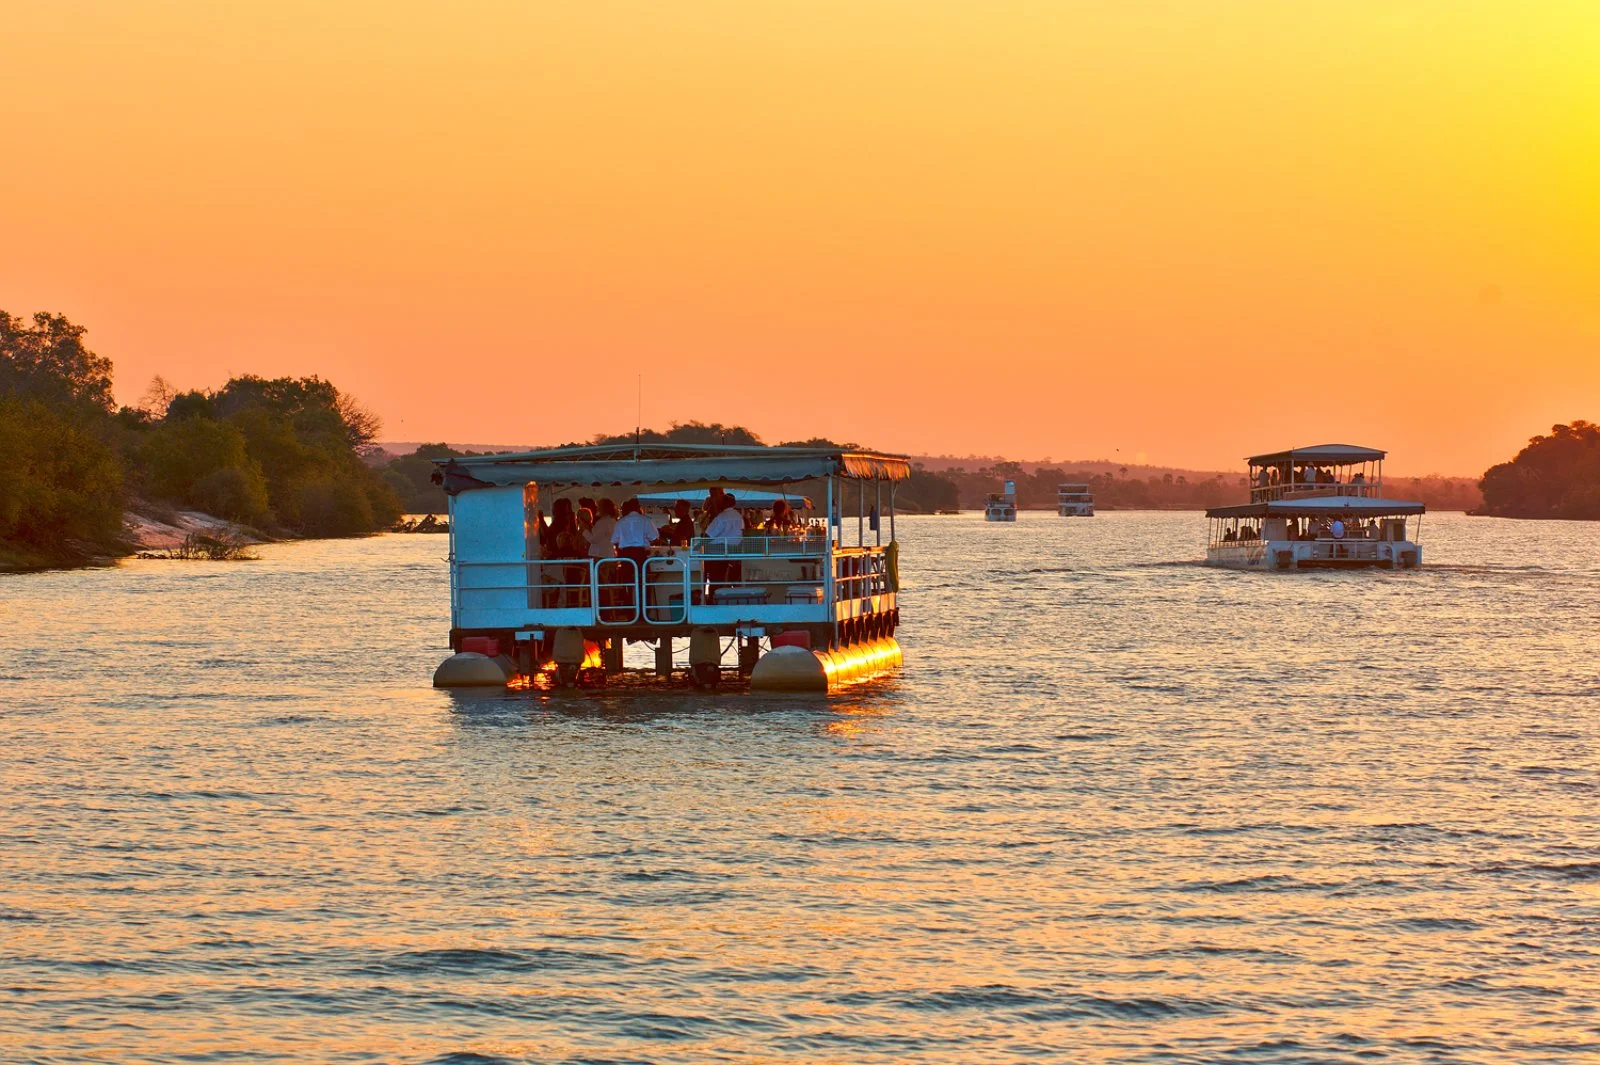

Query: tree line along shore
[3,310,1592,570]
[1,311,401,570]
[377,426,1487,517]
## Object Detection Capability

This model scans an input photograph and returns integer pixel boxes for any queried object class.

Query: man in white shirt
[705,494,744,544]
[703,494,745,593]
[612,498,659,558]
[609,498,658,610]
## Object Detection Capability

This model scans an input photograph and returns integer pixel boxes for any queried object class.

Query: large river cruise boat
[985,479,1017,522]
[429,443,908,692]
[1057,483,1094,517]
[1205,444,1423,570]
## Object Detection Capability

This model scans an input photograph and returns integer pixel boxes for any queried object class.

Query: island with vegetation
[1477,421,1600,519]
[1,309,401,570]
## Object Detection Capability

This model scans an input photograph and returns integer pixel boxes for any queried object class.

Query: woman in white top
[588,498,619,558]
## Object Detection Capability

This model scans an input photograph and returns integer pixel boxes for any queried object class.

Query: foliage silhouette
[1479,421,1600,519]
[1,308,401,567]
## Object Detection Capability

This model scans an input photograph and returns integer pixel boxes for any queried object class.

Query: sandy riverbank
[121,508,267,552]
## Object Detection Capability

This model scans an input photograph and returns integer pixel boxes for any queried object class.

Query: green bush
[381,442,461,512]
[139,416,270,521]
[191,466,272,524]
[294,478,366,537]
[0,395,124,550]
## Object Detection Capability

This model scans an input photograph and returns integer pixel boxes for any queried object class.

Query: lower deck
[1207,538,1422,569]
[451,535,898,650]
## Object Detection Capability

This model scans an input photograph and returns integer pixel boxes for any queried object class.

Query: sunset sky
[3,1,1596,473]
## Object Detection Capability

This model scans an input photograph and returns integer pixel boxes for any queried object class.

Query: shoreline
[121,508,270,553]
[0,508,272,573]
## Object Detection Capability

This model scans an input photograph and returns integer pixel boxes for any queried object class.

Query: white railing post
[446,494,460,627]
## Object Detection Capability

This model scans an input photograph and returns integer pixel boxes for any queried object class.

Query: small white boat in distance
[1205,444,1423,570]
[985,479,1017,521]
[1057,483,1094,517]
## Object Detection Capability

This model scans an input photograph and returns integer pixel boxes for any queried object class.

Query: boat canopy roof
[1207,496,1424,519]
[1246,443,1386,466]
[433,443,911,493]
[636,488,813,508]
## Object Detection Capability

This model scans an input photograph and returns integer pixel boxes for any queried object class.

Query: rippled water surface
[4,513,1599,1064]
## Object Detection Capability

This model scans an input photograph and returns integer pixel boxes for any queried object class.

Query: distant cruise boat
[985,479,1017,522]
[1057,483,1094,517]
[1205,444,1423,570]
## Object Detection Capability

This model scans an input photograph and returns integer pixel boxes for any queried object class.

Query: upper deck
[1245,443,1386,503]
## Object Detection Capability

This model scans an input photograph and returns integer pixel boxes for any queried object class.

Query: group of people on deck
[1256,465,1365,494]
[533,490,801,561]
[1288,518,1375,540]
[530,489,804,608]
[1220,518,1390,544]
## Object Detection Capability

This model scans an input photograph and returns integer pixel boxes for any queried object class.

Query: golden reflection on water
[821,693,894,742]
[2,516,1599,1062]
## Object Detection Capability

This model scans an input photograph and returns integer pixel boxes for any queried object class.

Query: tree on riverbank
[1478,421,1600,519]
[154,375,402,536]
[1,309,402,567]
[381,443,472,512]
[0,313,126,565]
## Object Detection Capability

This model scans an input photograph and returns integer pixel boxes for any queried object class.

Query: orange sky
[2,1,1596,473]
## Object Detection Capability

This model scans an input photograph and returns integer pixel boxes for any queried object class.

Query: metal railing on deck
[689,531,829,557]
[1299,540,1387,561]
[642,555,688,624]
[453,537,882,625]
[1249,482,1383,503]
[522,560,595,609]
[833,547,889,601]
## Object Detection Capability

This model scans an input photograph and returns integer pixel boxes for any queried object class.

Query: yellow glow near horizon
[1,1,1596,473]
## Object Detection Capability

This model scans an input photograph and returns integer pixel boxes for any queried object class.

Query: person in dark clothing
[660,499,695,547]
[540,499,584,606]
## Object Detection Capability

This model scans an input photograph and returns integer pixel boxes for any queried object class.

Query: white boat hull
[1206,539,1422,570]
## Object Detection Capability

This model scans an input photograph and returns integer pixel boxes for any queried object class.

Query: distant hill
[911,458,1482,512]
[374,437,1484,512]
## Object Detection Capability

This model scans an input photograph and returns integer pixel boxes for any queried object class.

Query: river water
[2,513,1598,1064]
